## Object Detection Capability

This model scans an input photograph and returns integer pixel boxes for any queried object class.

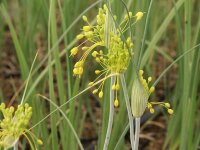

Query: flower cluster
[131,70,173,118]
[0,103,42,149]
[71,4,143,107]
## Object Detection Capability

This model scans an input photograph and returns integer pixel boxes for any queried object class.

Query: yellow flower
[0,103,42,149]
[135,12,144,21]
[71,4,143,106]
[131,70,173,118]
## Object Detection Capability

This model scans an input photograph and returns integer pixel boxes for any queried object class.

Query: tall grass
[0,0,199,150]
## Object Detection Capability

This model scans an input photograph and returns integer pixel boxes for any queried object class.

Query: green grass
[0,0,199,150]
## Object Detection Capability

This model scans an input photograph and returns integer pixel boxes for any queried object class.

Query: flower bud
[37,139,43,145]
[93,89,98,94]
[83,26,91,32]
[168,109,173,115]
[88,82,94,86]
[82,16,88,22]
[95,70,101,74]
[135,12,144,21]
[131,78,149,118]
[99,91,103,98]
[114,99,119,107]
[76,34,84,40]
[70,47,78,56]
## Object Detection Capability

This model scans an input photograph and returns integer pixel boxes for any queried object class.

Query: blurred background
[0,0,199,149]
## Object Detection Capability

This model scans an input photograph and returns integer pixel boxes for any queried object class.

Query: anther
[149,87,155,94]
[82,16,88,22]
[37,139,43,145]
[88,82,94,86]
[70,47,78,56]
[150,108,155,114]
[115,84,120,90]
[95,70,101,74]
[164,103,170,108]
[139,70,144,76]
[135,12,144,21]
[112,85,116,90]
[92,51,98,57]
[83,26,91,32]
[168,109,173,115]
[99,91,103,98]
[114,99,119,107]
[148,77,152,82]
[76,34,84,40]
[92,89,98,94]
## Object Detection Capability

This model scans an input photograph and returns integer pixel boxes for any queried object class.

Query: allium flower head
[0,103,42,149]
[71,4,142,107]
[131,70,173,118]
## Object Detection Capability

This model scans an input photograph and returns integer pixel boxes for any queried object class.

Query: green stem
[14,142,18,150]
[134,118,141,150]
[103,76,115,150]
[21,52,38,104]
[38,94,84,150]
[120,74,135,149]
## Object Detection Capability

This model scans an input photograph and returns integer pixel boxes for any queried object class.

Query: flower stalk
[103,76,115,150]
[134,118,141,150]
[120,74,135,149]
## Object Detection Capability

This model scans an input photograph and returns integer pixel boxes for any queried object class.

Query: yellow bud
[149,87,155,94]
[9,106,14,113]
[78,67,83,75]
[127,37,131,43]
[139,70,144,76]
[165,103,170,108]
[150,108,154,114]
[148,77,152,82]
[82,16,88,22]
[129,43,134,48]
[96,58,100,63]
[85,31,93,38]
[82,47,88,51]
[115,84,120,90]
[112,85,116,90]
[92,51,98,57]
[95,70,101,74]
[129,12,133,17]
[135,12,144,21]
[168,109,173,115]
[114,99,119,107]
[88,82,94,86]
[142,79,147,86]
[83,26,90,32]
[73,68,79,75]
[93,89,98,94]
[70,47,78,56]
[0,103,5,109]
[99,91,103,98]
[76,34,84,40]
[37,139,43,145]
[103,4,108,11]
[147,103,152,108]
[74,61,83,68]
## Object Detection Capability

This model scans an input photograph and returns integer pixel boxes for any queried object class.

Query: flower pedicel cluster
[71,4,143,107]
[0,103,42,149]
